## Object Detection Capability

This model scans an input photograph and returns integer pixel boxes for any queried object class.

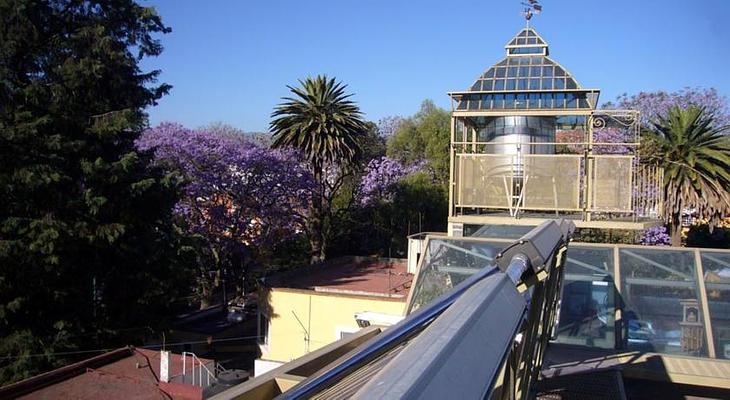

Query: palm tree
[644,105,730,246]
[270,75,367,263]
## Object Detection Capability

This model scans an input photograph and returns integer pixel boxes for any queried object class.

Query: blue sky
[141,0,730,132]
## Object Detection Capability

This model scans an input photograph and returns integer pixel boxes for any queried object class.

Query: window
[258,312,270,346]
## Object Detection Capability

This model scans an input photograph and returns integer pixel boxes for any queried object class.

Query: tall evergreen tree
[0,0,191,383]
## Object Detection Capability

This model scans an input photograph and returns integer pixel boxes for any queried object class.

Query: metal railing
[279,219,575,399]
[181,351,217,387]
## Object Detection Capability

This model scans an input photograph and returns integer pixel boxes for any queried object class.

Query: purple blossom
[639,226,671,246]
[377,116,404,137]
[137,122,314,249]
[357,157,421,206]
[592,127,633,155]
[611,88,730,128]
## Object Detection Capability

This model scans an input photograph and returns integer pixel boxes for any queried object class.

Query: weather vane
[521,0,542,27]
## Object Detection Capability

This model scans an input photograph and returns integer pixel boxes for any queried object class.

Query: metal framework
[447,27,663,229]
[275,220,575,400]
[407,234,730,360]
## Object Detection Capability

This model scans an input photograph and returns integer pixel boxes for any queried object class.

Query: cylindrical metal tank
[478,116,556,155]
[477,116,556,207]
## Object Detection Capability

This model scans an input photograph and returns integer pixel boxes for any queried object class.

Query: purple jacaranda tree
[137,122,313,306]
[639,226,671,246]
[610,87,730,128]
[357,157,423,206]
[377,116,404,138]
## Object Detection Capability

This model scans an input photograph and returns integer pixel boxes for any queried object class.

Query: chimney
[160,350,171,383]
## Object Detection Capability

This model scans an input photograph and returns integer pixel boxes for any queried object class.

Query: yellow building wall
[260,288,406,363]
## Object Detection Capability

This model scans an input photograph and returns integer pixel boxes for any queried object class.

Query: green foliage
[643,106,730,246]
[386,100,451,184]
[270,75,369,263]
[0,0,193,383]
[686,225,730,249]
[270,75,367,169]
[330,171,447,258]
[573,229,638,244]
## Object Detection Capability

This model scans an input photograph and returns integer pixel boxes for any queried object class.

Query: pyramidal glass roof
[451,27,599,112]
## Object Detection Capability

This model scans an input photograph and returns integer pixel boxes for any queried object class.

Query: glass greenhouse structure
[447,28,663,235]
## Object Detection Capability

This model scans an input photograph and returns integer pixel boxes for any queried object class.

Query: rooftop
[263,257,412,299]
[1,347,214,400]
[449,27,600,112]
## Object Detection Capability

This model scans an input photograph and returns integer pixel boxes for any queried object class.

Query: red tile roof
[0,347,213,400]
[265,257,412,299]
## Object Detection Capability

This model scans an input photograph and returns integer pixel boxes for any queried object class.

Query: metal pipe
[505,253,530,285]
[280,264,502,399]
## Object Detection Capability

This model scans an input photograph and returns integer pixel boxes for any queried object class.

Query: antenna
[521,0,542,27]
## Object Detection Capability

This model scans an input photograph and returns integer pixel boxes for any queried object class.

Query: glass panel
[506,79,516,90]
[556,246,617,348]
[516,38,526,45]
[468,97,478,110]
[540,93,552,109]
[457,100,467,110]
[408,238,501,313]
[529,79,541,90]
[529,93,539,108]
[541,79,553,90]
[481,95,492,109]
[508,57,519,65]
[554,78,565,89]
[485,69,495,78]
[620,248,706,356]
[495,68,506,78]
[579,97,589,108]
[702,251,730,359]
[471,81,482,91]
[554,93,565,108]
[519,66,529,77]
[527,37,537,45]
[494,94,504,109]
[530,56,543,65]
[505,94,515,108]
[542,66,553,76]
[494,79,505,90]
[516,94,527,109]
[530,66,542,77]
[566,78,578,89]
[555,66,565,76]
[567,93,577,108]
[517,79,528,90]
[482,80,493,91]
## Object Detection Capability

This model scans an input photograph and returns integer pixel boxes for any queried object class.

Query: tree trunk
[669,214,683,247]
[309,163,327,264]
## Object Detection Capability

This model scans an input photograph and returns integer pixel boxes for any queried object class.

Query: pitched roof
[1,347,213,400]
[264,257,412,299]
